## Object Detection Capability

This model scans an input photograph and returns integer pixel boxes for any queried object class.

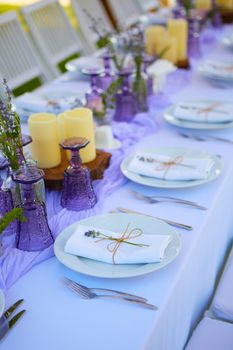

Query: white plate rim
[198,63,233,81]
[163,104,233,130]
[120,146,223,189]
[54,213,181,279]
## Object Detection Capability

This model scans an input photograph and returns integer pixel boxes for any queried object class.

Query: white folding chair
[107,0,142,27]
[21,0,85,78]
[71,0,113,52]
[211,245,233,323]
[185,317,233,350]
[0,11,48,91]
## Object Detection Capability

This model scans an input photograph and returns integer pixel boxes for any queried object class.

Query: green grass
[0,3,81,95]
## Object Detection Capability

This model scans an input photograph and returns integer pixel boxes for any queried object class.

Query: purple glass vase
[0,157,15,236]
[12,166,53,251]
[172,1,186,18]
[83,68,104,115]
[60,137,97,211]
[188,17,202,59]
[113,70,137,123]
[99,53,115,91]
[143,54,154,97]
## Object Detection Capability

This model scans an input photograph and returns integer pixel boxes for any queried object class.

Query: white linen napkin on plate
[128,151,214,181]
[202,61,233,79]
[15,92,81,114]
[174,102,233,123]
[64,224,172,264]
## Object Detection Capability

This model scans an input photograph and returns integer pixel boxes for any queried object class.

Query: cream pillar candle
[62,108,96,163]
[216,0,233,9]
[167,19,188,61]
[28,113,61,169]
[156,32,177,63]
[195,0,211,9]
[145,26,165,56]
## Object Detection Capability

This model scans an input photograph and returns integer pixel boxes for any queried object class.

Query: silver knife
[115,207,193,231]
[0,309,26,341]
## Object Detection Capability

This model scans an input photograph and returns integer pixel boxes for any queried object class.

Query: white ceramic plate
[65,56,103,73]
[164,105,233,130]
[95,138,122,150]
[198,62,233,82]
[0,289,5,317]
[54,213,181,278]
[222,36,233,49]
[120,147,223,189]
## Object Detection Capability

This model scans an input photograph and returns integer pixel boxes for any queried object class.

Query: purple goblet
[99,52,115,91]
[60,137,97,211]
[113,70,137,123]
[12,166,53,251]
[83,68,105,116]
[188,17,202,59]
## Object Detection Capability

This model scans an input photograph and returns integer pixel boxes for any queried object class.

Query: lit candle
[167,19,188,61]
[28,113,61,169]
[156,32,177,63]
[61,108,96,163]
[216,0,233,9]
[145,26,166,56]
[195,0,212,9]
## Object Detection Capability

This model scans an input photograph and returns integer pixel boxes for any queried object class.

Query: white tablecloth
[3,28,233,350]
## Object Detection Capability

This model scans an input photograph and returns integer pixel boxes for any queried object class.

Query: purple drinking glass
[60,137,97,212]
[83,68,105,116]
[0,157,15,236]
[12,166,53,251]
[143,54,154,97]
[211,0,222,27]
[113,70,137,123]
[99,53,115,91]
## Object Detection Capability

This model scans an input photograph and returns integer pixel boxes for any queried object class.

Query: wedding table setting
[1,1,233,349]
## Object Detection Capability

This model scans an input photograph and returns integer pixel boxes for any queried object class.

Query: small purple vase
[60,137,97,211]
[113,70,137,123]
[188,17,202,59]
[12,166,53,251]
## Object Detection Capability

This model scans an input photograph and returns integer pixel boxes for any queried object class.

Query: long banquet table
[1,26,233,350]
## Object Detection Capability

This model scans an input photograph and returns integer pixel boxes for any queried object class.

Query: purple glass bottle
[113,70,137,123]
[99,52,115,91]
[211,0,222,27]
[83,68,104,115]
[12,166,53,251]
[60,137,97,211]
[188,17,202,59]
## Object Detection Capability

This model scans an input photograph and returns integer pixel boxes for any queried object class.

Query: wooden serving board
[42,149,112,190]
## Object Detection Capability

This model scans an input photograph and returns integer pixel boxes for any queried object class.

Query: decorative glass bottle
[60,137,97,211]
[12,166,53,251]
[143,54,154,97]
[113,70,137,122]
[132,57,148,113]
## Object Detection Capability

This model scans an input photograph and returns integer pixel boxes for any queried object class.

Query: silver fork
[63,278,158,310]
[131,190,207,210]
[179,131,233,145]
[63,277,147,302]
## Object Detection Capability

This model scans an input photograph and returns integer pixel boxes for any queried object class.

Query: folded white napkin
[128,151,214,181]
[147,59,177,92]
[202,61,233,79]
[174,102,233,123]
[15,92,81,114]
[64,224,172,264]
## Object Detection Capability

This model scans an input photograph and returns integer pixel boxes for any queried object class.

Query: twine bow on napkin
[197,103,222,122]
[155,155,196,180]
[85,224,149,264]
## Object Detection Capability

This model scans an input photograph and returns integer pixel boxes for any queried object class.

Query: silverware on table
[63,277,147,302]
[0,299,26,341]
[63,278,157,311]
[113,208,193,231]
[131,190,207,210]
[179,131,233,145]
